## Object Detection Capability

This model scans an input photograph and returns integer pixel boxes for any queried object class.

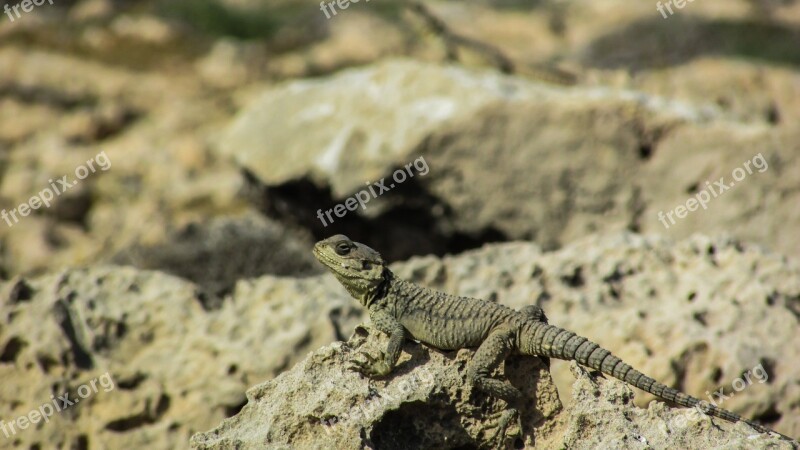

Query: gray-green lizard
[313,234,796,444]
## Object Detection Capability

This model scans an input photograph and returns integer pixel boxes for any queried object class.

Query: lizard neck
[362,267,394,309]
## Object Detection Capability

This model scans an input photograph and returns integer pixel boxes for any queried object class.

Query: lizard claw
[346,355,372,373]
[348,351,392,377]
[484,408,522,448]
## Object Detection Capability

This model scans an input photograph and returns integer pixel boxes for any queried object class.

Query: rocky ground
[2,234,799,448]
[0,0,798,448]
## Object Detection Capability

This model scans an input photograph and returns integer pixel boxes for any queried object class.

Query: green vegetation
[156,0,305,40]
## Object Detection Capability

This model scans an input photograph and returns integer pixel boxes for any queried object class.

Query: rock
[194,231,799,448]
[0,47,245,278]
[4,5,800,278]
[0,265,361,450]
[195,39,265,89]
[1,233,798,448]
[110,15,177,45]
[69,0,115,22]
[1,2,799,447]
[217,59,800,258]
[190,332,793,449]
[190,325,561,449]
[393,233,800,439]
[282,11,406,77]
[114,212,321,297]
[536,363,795,450]
[622,58,800,124]
[216,59,553,198]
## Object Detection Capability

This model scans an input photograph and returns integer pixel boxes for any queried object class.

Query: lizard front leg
[350,308,406,377]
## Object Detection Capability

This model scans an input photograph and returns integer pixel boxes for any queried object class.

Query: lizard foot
[483,407,522,449]
[475,377,523,404]
[347,351,392,378]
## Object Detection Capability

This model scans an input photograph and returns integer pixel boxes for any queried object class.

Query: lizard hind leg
[466,325,522,403]
[520,305,548,324]
[519,305,552,368]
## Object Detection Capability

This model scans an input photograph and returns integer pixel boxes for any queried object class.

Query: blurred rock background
[0,0,798,448]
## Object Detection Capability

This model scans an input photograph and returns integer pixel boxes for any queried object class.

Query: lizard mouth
[311,245,326,263]
[312,244,339,270]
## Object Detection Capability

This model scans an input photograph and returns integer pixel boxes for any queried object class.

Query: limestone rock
[217,59,800,258]
[216,59,553,199]
[394,233,800,439]
[114,212,321,297]
[191,325,561,449]
[191,332,794,449]
[1,233,798,449]
[537,363,795,450]
[0,266,360,449]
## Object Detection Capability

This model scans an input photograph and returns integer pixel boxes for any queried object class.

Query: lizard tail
[522,322,797,443]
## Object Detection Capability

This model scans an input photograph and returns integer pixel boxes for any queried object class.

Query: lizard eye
[335,242,351,256]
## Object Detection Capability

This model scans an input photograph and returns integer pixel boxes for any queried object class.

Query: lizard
[313,234,798,445]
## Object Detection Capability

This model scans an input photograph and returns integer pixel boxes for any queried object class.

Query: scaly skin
[313,234,797,444]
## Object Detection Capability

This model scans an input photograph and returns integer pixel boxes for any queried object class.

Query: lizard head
[313,235,388,306]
